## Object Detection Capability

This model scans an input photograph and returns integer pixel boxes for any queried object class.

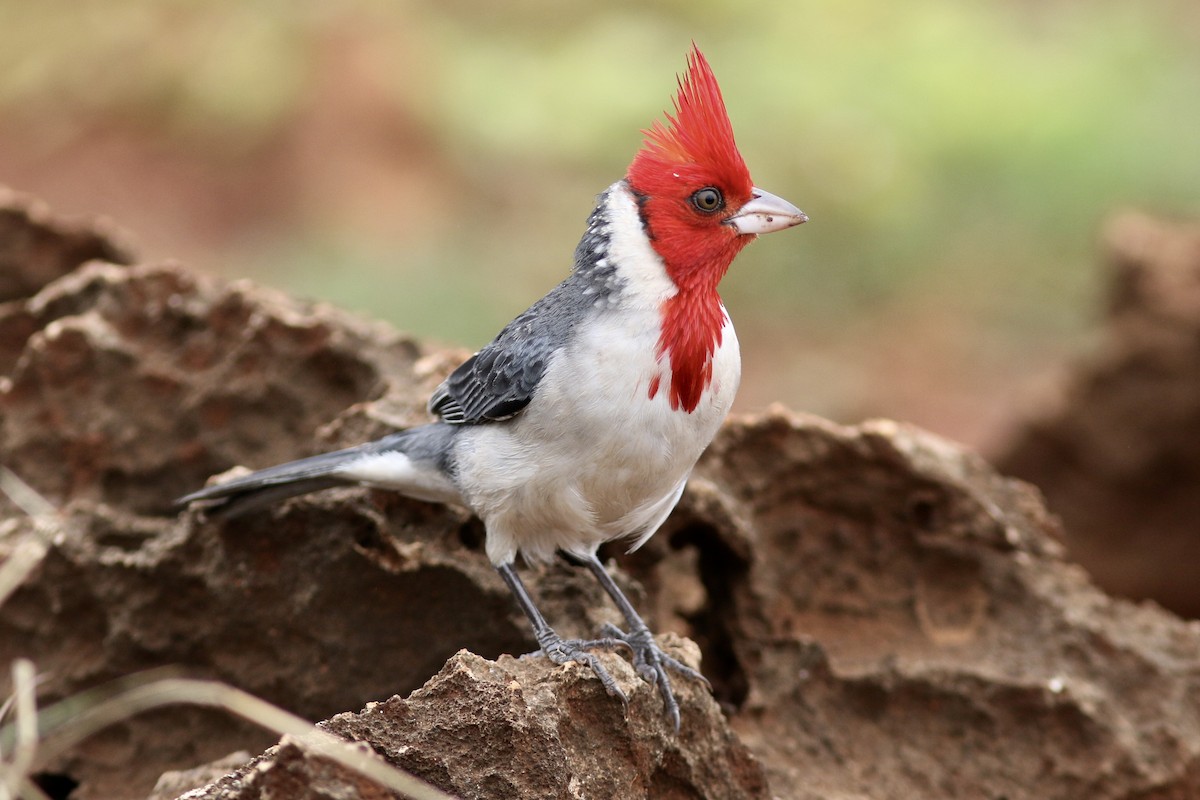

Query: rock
[146,752,252,800]
[181,648,768,800]
[0,259,438,515]
[997,212,1200,616]
[0,185,134,304]
[645,410,1200,799]
[4,195,1200,800]
[0,259,627,798]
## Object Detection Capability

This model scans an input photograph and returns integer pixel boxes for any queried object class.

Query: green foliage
[0,0,1196,356]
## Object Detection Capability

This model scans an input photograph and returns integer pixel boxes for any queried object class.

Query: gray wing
[428,194,620,426]
[428,280,581,425]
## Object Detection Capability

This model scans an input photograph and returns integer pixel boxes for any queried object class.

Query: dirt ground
[4,191,1200,799]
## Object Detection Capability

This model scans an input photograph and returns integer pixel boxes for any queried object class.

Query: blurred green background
[2,0,1197,450]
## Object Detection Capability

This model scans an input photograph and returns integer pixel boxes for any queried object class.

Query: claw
[533,629,630,704]
[497,560,707,731]
[599,623,706,733]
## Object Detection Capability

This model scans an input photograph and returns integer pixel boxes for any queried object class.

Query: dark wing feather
[427,195,621,426]
[428,283,575,425]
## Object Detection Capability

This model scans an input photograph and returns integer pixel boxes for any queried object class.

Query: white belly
[454,307,741,564]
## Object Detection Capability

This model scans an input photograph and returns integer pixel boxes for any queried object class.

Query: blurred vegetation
[1,0,1197,441]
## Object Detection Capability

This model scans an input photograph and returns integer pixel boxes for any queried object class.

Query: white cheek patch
[603,183,677,305]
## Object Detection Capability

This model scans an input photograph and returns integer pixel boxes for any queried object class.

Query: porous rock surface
[3,192,1200,799]
[169,646,767,800]
[0,186,134,304]
[998,212,1200,617]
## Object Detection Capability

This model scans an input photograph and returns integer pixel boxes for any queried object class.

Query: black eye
[690,187,723,213]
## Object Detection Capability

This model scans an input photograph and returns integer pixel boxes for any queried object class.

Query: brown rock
[0,259,645,798]
[5,196,1200,800]
[651,410,1200,798]
[0,257,463,515]
[182,647,767,800]
[997,212,1200,616]
[0,185,134,304]
[146,752,252,800]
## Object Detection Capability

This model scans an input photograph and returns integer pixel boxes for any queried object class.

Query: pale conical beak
[727,187,808,235]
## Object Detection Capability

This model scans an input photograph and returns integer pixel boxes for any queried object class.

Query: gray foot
[600,623,710,732]
[532,629,632,703]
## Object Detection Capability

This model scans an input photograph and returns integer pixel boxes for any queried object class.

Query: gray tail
[176,424,456,519]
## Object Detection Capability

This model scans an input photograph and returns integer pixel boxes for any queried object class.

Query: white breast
[454,185,742,565]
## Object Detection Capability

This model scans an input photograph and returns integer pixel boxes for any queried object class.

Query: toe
[584,655,628,704]
[537,637,630,704]
[637,663,661,685]
[658,652,710,688]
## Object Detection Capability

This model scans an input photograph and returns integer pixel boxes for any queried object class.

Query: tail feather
[187,477,346,519]
[177,424,461,518]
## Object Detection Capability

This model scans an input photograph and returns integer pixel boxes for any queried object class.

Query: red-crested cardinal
[179,45,806,730]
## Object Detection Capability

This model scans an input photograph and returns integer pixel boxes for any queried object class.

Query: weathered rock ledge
[3,190,1200,800]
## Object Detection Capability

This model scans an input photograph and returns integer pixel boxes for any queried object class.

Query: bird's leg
[495,562,630,704]
[577,553,710,732]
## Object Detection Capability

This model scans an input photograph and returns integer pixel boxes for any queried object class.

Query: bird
[178,45,806,731]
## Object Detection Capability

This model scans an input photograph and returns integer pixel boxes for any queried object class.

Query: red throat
[650,289,727,413]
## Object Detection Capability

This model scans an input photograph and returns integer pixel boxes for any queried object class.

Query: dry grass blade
[0,539,47,612]
[0,660,51,800]
[0,670,458,800]
[0,470,455,799]
[0,469,55,608]
[0,471,55,519]
[7,661,37,781]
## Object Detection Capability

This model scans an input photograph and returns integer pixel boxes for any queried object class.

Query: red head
[626,45,756,292]
[629,46,806,414]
